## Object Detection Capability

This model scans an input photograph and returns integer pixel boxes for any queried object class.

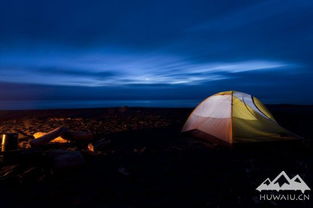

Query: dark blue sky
[1,0,313,104]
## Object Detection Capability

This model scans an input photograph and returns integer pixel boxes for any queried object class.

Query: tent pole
[230,91,234,144]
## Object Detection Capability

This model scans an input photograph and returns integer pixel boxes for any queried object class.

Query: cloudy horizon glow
[0,0,313,104]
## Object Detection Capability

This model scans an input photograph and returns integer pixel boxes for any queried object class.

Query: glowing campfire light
[33,132,69,143]
[1,134,6,152]
[87,143,95,152]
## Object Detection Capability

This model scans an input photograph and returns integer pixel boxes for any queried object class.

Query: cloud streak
[0,47,294,86]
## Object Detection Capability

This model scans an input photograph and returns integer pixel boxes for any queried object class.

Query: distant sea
[0,100,201,110]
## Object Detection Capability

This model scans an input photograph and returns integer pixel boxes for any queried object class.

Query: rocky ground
[0,106,312,208]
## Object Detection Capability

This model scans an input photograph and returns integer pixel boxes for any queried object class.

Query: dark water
[0,99,201,110]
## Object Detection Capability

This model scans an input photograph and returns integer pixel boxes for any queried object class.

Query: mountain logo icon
[256,171,310,193]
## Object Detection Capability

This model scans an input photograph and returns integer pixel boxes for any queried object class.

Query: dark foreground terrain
[0,106,312,208]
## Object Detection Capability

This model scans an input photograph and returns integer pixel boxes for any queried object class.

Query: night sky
[1,0,313,105]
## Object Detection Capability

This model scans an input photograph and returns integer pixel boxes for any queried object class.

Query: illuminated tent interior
[182,91,301,144]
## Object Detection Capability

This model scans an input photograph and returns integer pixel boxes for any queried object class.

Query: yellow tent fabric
[182,91,301,144]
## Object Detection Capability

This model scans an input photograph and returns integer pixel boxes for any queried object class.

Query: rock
[118,167,130,176]
[18,141,31,149]
[47,150,86,169]
[0,164,19,177]
[93,138,111,150]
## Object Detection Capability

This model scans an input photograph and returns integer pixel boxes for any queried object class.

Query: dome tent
[182,91,301,144]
